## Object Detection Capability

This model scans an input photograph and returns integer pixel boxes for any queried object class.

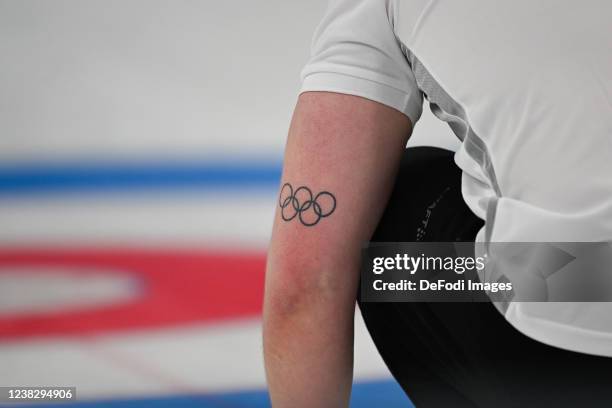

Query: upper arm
[266,0,422,311]
[271,91,412,266]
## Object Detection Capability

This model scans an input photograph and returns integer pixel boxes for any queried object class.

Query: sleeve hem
[300,71,422,125]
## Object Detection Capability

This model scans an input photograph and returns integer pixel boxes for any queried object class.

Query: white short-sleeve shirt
[301,0,612,357]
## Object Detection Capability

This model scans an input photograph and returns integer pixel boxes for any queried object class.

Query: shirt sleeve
[300,0,423,125]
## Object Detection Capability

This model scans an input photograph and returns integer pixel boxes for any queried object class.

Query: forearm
[263,259,357,407]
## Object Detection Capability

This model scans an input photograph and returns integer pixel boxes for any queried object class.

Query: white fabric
[300,0,612,356]
[300,0,423,124]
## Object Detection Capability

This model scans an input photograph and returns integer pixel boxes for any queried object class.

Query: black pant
[358,147,612,408]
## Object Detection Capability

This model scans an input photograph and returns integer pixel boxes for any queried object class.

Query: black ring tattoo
[278,182,336,226]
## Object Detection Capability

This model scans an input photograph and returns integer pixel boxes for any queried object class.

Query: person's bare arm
[263,91,413,407]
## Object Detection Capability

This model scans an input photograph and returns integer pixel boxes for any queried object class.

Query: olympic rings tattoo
[278,182,336,227]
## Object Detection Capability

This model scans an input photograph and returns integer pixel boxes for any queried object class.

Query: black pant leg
[358,147,612,408]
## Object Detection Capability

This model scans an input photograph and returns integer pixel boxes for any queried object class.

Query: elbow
[264,258,328,321]
[263,254,357,327]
